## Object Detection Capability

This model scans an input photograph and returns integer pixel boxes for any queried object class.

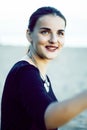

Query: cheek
[32,33,48,46]
[59,37,65,45]
[38,36,48,45]
[35,33,48,44]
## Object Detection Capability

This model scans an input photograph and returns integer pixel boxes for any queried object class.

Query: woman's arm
[44,90,87,129]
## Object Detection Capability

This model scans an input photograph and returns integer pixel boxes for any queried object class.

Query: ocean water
[0,45,87,129]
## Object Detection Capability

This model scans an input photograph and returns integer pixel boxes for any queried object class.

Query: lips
[45,45,58,52]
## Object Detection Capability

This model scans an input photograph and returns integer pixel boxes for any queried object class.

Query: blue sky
[0,0,87,47]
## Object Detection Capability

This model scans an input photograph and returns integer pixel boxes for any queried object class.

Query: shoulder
[10,60,38,74]
[7,60,39,81]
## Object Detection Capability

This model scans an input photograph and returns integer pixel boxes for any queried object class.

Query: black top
[1,61,58,130]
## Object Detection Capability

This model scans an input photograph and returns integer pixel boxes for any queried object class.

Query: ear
[26,29,32,43]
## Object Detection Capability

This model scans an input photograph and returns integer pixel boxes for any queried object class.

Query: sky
[0,0,87,47]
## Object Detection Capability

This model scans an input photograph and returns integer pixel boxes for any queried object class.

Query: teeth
[46,46,57,49]
[46,46,58,51]
[48,47,56,50]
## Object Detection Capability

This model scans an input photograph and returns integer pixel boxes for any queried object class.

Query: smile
[45,46,58,52]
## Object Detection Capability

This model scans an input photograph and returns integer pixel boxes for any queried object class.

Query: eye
[58,31,65,37]
[40,30,49,35]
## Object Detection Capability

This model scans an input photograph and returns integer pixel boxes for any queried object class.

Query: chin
[46,55,58,60]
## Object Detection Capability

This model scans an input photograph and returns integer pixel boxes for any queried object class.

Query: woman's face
[29,14,65,60]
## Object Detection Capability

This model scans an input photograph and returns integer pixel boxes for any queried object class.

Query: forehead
[35,14,65,30]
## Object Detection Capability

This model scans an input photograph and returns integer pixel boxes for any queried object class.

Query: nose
[49,34,58,44]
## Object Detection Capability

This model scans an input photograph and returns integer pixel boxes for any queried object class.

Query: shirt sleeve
[17,65,54,130]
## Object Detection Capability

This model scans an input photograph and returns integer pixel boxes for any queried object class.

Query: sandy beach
[0,45,87,130]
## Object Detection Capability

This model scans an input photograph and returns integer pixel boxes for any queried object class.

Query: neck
[27,51,50,77]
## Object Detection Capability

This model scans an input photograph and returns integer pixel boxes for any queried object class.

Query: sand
[0,45,87,130]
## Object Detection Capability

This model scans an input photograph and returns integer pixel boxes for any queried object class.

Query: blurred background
[0,0,87,129]
[0,0,87,47]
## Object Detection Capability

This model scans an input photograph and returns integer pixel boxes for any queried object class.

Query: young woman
[1,6,87,130]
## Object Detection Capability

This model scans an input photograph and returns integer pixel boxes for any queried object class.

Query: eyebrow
[39,27,65,32]
[39,27,50,31]
[58,29,65,32]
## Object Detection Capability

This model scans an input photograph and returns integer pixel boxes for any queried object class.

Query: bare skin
[23,14,87,130]
[44,91,87,129]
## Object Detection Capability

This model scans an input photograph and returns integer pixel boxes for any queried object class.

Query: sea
[0,45,87,130]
